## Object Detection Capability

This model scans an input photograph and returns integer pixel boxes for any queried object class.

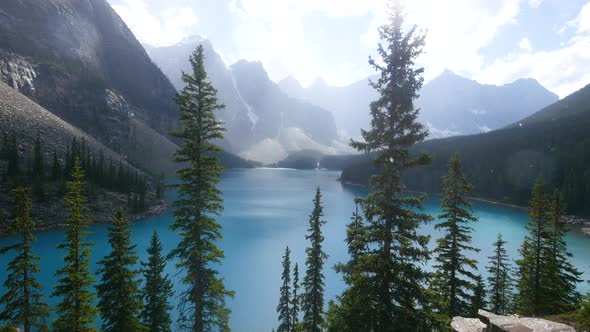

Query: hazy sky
[107,0,590,98]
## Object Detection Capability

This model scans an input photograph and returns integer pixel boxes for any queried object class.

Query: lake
[0,168,589,331]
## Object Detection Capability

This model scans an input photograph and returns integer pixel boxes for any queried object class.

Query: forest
[0,1,589,332]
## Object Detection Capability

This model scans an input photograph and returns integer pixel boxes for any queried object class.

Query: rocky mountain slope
[0,80,164,227]
[0,0,178,174]
[145,37,341,164]
[278,71,559,139]
[144,37,255,152]
[0,81,130,167]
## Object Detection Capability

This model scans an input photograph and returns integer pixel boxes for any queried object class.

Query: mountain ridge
[278,70,559,139]
[145,36,342,164]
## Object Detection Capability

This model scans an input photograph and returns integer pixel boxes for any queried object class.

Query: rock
[451,317,487,332]
[452,310,576,332]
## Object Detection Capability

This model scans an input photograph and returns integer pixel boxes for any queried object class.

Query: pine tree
[6,134,19,177]
[515,176,551,316]
[326,203,374,331]
[0,208,7,233]
[578,293,590,331]
[470,276,486,317]
[96,208,143,331]
[544,190,582,313]
[430,154,480,318]
[32,133,45,201]
[32,133,43,178]
[169,44,233,331]
[52,159,98,332]
[348,1,433,329]
[51,150,62,181]
[486,234,513,315]
[156,172,165,200]
[0,132,7,160]
[0,188,49,332]
[277,247,292,332]
[140,231,174,332]
[291,263,300,329]
[302,187,327,332]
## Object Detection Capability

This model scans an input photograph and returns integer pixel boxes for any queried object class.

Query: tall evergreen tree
[6,134,19,177]
[32,133,45,201]
[578,293,590,331]
[169,44,233,331]
[470,276,486,317]
[140,231,174,332]
[0,132,7,160]
[32,133,44,178]
[544,190,582,313]
[97,208,143,331]
[277,247,292,332]
[52,159,98,332]
[291,263,300,329]
[51,150,62,181]
[348,1,433,329]
[0,188,49,332]
[515,176,551,316]
[486,234,513,315]
[430,154,480,318]
[302,187,327,332]
[326,203,374,332]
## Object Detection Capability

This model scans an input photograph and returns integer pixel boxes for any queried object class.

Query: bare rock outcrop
[451,310,576,332]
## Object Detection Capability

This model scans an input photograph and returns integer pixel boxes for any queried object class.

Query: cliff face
[0,0,178,172]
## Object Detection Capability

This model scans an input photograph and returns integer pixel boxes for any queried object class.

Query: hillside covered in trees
[341,83,590,216]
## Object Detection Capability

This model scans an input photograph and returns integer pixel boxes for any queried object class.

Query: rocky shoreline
[563,215,590,237]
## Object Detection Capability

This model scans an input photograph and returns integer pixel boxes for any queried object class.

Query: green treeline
[0,159,174,331]
[1,1,590,331]
[0,133,154,215]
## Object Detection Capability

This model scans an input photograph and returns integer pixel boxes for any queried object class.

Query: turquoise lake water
[0,168,589,331]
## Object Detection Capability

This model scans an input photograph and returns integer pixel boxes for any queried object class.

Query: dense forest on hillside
[0,133,160,230]
[341,84,590,216]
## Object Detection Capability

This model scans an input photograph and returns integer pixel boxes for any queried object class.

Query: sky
[107,0,590,98]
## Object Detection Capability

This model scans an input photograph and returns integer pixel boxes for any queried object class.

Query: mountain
[144,37,256,152]
[145,37,341,164]
[278,70,558,139]
[0,0,179,174]
[417,70,559,137]
[340,83,590,216]
[0,80,131,169]
[0,79,159,227]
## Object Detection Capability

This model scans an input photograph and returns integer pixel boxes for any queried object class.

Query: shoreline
[1,200,169,235]
[340,178,590,237]
[340,178,528,211]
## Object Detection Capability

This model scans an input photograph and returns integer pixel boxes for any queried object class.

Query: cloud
[228,0,526,87]
[564,0,590,34]
[528,0,544,8]
[227,0,373,87]
[519,37,533,52]
[110,0,589,98]
[476,36,590,98]
[360,0,523,83]
[475,2,590,98]
[111,0,199,47]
